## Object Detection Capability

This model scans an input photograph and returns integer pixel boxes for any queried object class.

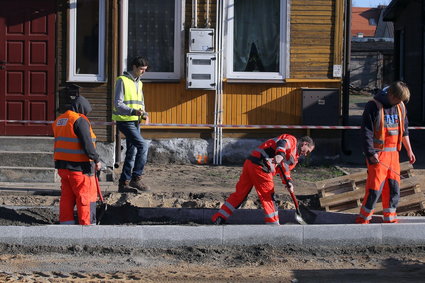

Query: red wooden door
[0,0,56,136]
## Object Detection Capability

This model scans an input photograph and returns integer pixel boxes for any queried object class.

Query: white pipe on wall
[206,0,211,27]
[194,0,198,28]
[217,0,224,164]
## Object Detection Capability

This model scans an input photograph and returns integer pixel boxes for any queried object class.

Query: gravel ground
[0,163,425,282]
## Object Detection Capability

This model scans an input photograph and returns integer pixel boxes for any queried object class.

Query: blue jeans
[117,121,149,181]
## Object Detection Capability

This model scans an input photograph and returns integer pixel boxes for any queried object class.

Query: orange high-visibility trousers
[356,150,400,224]
[212,160,280,224]
[58,169,97,225]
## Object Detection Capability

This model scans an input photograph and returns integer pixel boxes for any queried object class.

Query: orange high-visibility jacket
[372,99,406,151]
[249,134,299,180]
[52,110,96,162]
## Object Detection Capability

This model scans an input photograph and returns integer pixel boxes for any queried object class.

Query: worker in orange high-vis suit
[53,94,101,225]
[356,81,416,224]
[211,135,315,225]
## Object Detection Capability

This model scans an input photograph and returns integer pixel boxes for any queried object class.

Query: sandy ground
[0,244,425,282]
[1,163,425,281]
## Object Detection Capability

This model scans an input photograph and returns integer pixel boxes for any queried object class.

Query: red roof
[352,7,381,37]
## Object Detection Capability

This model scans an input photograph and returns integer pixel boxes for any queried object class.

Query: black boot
[213,216,225,225]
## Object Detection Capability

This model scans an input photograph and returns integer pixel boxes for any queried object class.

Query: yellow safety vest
[112,75,145,121]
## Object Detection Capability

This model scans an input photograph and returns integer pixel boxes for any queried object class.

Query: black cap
[64,83,81,98]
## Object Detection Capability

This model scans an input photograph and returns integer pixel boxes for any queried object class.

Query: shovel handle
[277,165,300,211]
[94,172,104,203]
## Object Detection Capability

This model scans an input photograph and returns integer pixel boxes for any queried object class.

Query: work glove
[274,154,284,165]
[368,153,379,165]
[265,158,276,173]
[286,180,294,194]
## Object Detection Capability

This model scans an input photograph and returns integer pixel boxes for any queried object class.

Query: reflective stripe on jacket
[372,99,405,152]
[53,110,96,162]
[112,75,145,121]
[248,134,298,180]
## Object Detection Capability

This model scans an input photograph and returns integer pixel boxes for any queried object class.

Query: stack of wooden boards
[316,162,424,214]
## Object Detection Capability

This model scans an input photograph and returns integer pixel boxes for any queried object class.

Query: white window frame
[68,0,106,82]
[120,0,184,80]
[224,0,289,81]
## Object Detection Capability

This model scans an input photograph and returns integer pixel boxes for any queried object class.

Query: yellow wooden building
[0,0,346,163]
[52,0,345,142]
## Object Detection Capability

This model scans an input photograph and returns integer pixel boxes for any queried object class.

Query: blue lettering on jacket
[384,114,399,125]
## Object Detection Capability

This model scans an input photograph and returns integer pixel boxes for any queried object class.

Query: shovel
[95,173,107,225]
[277,165,317,225]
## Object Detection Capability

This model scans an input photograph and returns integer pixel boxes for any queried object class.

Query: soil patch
[1,164,425,280]
[0,244,424,282]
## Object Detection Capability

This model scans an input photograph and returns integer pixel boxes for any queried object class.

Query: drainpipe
[114,0,124,169]
[192,0,198,28]
[206,0,210,27]
[213,0,224,165]
[342,0,352,155]
[422,1,425,123]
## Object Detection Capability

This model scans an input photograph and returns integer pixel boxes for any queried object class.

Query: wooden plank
[291,0,334,6]
[319,180,356,198]
[291,48,331,54]
[291,18,333,25]
[315,161,414,189]
[333,0,344,67]
[342,192,425,214]
[326,200,359,212]
[320,177,420,209]
[291,11,333,16]
[321,184,420,209]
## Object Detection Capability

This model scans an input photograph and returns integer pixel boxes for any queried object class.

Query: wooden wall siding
[143,81,216,125]
[79,85,112,142]
[138,0,343,128]
[222,82,341,126]
[55,0,114,142]
[290,0,338,79]
[52,0,343,141]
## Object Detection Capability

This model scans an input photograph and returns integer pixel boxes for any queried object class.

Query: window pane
[128,0,175,72]
[233,0,280,72]
[76,0,99,74]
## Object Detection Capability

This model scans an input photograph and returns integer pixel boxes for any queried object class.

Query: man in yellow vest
[356,81,416,224]
[53,94,101,225]
[112,56,150,193]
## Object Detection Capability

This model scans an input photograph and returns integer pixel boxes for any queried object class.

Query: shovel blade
[294,212,308,225]
[299,203,317,224]
[96,203,108,225]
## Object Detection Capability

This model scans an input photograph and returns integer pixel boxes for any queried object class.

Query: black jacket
[361,88,409,158]
[55,96,100,175]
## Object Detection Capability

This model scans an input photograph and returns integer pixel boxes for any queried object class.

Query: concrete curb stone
[1,222,425,248]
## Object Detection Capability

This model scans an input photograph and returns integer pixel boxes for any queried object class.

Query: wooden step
[319,180,356,198]
[320,176,421,212]
[342,192,425,214]
[315,161,414,190]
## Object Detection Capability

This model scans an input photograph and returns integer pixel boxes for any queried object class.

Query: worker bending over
[356,81,416,224]
[212,135,315,225]
[53,95,101,225]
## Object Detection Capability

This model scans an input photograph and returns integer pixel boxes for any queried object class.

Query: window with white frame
[121,0,183,80]
[68,0,106,82]
[225,0,289,80]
